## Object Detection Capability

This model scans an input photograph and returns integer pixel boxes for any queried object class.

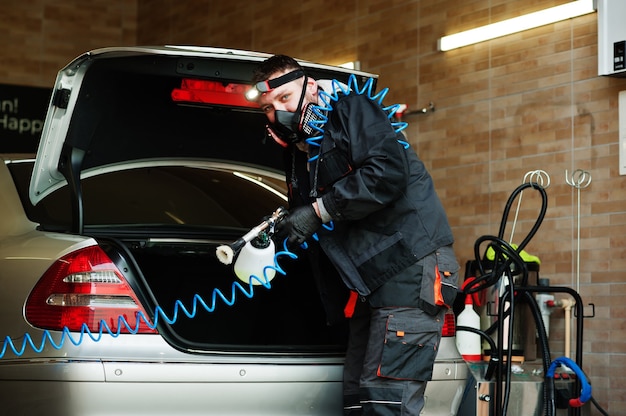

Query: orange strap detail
[344,290,359,318]
[434,264,445,306]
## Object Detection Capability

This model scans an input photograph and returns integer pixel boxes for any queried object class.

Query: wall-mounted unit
[598,0,626,77]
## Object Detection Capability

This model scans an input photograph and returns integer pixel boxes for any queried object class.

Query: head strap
[255,69,305,93]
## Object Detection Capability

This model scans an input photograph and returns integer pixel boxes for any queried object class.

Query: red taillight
[442,310,456,337]
[171,79,257,108]
[25,245,157,334]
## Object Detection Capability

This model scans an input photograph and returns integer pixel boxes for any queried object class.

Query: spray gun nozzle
[216,207,288,265]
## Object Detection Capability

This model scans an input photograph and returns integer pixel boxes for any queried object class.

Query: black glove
[276,205,322,245]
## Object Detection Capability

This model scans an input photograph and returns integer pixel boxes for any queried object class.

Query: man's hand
[276,204,322,245]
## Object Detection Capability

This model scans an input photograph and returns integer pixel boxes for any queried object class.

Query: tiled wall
[2,0,625,413]
[1,0,137,87]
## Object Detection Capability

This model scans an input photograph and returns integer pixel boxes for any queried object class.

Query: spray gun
[216,207,287,285]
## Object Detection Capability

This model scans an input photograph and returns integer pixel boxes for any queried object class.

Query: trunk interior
[109,234,350,354]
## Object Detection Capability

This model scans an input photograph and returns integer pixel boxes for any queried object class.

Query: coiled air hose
[0,238,297,359]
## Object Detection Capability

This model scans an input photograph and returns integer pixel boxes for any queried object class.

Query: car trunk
[11,158,350,355]
[105,233,349,353]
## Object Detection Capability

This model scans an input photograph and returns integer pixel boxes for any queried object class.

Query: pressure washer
[455,174,608,416]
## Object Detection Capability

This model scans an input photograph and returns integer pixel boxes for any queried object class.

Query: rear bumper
[0,328,468,416]
[0,347,467,416]
[0,359,344,416]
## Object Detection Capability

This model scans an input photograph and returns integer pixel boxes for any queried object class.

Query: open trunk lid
[29,46,376,211]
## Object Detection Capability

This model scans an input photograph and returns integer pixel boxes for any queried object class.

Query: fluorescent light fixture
[438,0,596,51]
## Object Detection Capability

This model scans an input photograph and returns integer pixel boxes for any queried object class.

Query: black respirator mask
[252,70,325,146]
[272,101,320,144]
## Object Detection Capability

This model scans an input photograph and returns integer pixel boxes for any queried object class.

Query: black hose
[463,237,521,416]
[466,237,522,416]
[455,326,497,356]
[590,396,610,416]
[466,236,528,295]
[518,286,589,416]
[497,182,548,255]
[521,290,553,416]
[461,180,549,416]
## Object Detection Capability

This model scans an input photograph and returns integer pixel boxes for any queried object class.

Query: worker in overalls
[250,54,459,416]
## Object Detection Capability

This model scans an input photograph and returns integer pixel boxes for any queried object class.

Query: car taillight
[442,310,456,337]
[25,245,157,334]
[171,78,257,108]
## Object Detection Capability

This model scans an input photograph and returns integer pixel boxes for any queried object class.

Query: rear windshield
[10,161,286,231]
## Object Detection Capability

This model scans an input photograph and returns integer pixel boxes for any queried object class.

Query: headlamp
[245,69,305,101]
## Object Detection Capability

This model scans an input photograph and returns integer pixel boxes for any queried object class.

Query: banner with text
[0,84,51,153]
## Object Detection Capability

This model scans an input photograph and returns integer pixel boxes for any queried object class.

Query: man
[250,55,459,416]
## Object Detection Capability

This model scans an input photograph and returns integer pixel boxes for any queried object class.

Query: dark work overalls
[285,90,459,416]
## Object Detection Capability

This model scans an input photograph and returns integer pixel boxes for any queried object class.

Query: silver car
[0,46,467,415]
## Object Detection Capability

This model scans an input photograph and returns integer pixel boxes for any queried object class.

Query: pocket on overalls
[376,312,440,382]
[419,245,460,315]
[315,146,353,193]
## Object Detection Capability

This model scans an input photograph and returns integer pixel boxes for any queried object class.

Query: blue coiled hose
[0,240,297,359]
[305,75,409,164]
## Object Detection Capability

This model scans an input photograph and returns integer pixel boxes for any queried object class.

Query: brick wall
[1,0,625,413]
[0,0,137,87]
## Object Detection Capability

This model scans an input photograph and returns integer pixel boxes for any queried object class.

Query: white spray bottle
[456,294,482,361]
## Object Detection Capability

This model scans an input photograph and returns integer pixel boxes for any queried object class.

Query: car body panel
[0,381,343,416]
[0,357,466,416]
[0,159,34,236]
[1,160,96,339]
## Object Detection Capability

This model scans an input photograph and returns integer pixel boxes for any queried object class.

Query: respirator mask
[272,100,322,144]
[250,69,326,146]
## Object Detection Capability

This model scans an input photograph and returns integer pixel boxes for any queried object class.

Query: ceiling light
[438,0,596,51]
